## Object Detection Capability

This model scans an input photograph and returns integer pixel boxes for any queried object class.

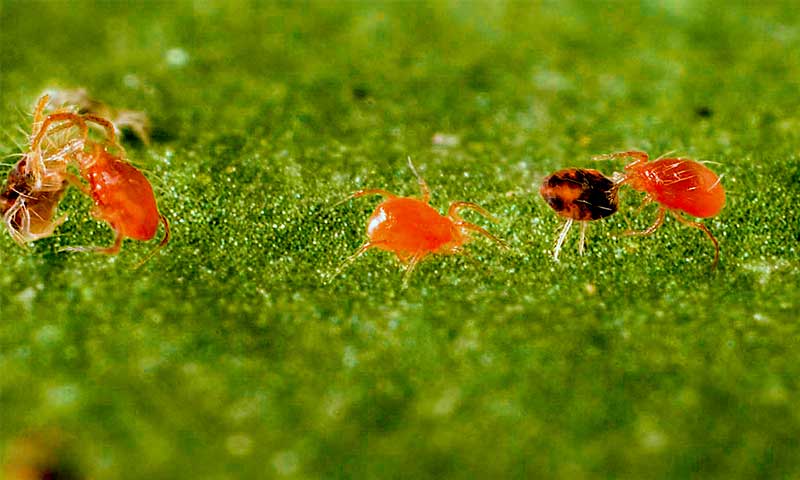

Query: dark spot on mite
[575,173,617,220]
[548,196,564,212]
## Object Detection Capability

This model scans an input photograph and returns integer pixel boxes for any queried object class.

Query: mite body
[594,150,725,267]
[540,168,618,261]
[78,144,166,250]
[336,158,506,285]
[66,121,169,257]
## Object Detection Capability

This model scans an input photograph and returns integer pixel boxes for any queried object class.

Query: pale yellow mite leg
[134,214,171,269]
[401,251,425,288]
[448,201,499,223]
[578,221,588,256]
[30,113,88,152]
[672,211,720,270]
[592,150,650,164]
[456,221,508,249]
[28,114,88,187]
[553,218,574,262]
[4,200,29,246]
[83,114,122,151]
[60,231,123,255]
[333,189,396,208]
[625,206,666,237]
[406,157,431,202]
[331,240,388,281]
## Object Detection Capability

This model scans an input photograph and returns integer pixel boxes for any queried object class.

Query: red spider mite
[540,168,619,261]
[335,158,507,285]
[593,150,725,268]
[63,115,169,261]
[1,95,86,244]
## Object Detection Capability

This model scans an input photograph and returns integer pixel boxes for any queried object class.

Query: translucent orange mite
[62,115,170,260]
[540,168,619,261]
[335,158,507,285]
[593,150,725,268]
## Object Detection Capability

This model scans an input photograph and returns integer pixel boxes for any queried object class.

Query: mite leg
[406,157,431,202]
[31,95,50,125]
[5,202,64,245]
[28,114,88,185]
[157,214,170,249]
[332,241,386,280]
[578,221,588,256]
[134,214,171,269]
[38,121,81,152]
[632,196,653,216]
[672,211,720,269]
[625,206,666,236]
[30,113,88,151]
[65,173,91,196]
[456,221,509,249]
[553,218,573,262]
[591,150,650,165]
[36,213,67,239]
[448,201,499,223]
[19,214,66,243]
[333,189,396,207]
[60,230,124,255]
[401,252,426,288]
[4,200,30,246]
[450,246,486,271]
[83,114,121,150]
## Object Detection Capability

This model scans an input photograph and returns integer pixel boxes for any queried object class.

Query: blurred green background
[1,1,799,478]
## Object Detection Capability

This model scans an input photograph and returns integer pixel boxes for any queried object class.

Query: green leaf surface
[1,1,798,478]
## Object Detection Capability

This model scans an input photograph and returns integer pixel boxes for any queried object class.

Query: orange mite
[63,116,169,259]
[336,158,507,284]
[593,150,725,267]
[540,168,619,261]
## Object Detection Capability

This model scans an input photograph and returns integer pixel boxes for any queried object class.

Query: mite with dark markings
[540,168,619,261]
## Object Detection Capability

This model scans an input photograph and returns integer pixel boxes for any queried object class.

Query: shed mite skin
[593,150,725,268]
[62,115,169,262]
[334,158,507,285]
[1,95,87,245]
[45,87,152,145]
[539,168,619,262]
